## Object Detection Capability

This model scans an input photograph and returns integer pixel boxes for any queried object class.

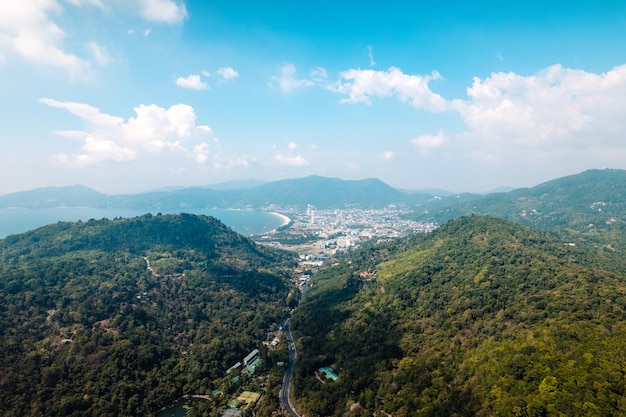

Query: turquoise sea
[0,208,286,239]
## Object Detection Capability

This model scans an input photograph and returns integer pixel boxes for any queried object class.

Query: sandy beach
[269,211,291,228]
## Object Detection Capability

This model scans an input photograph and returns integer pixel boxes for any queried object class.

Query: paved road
[280,318,300,417]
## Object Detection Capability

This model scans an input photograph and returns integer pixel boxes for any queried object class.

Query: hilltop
[291,215,626,416]
[0,214,296,417]
[0,185,107,208]
[5,170,626,218]
[0,176,430,210]
[415,168,626,232]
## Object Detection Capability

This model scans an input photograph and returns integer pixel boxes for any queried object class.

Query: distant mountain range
[0,185,109,208]
[3,170,626,230]
[0,176,432,210]
[4,170,626,416]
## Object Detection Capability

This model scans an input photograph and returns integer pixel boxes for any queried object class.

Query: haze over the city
[2,1,626,195]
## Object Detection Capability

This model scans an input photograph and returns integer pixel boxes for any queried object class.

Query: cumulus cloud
[175,74,208,90]
[451,64,626,162]
[216,66,238,80]
[193,143,209,164]
[274,154,309,167]
[328,63,626,169]
[271,63,315,93]
[380,150,394,161]
[412,130,446,156]
[195,125,212,135]
[288,141,298,150]
[330,67,447,112]
[136,0,187,24]
[0,0,91,78]
[40,98,213,166]
[66,0,105,8]
[0,1,188,78]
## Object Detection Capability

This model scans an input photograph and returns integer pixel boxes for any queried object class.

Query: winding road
[279,318,301,417]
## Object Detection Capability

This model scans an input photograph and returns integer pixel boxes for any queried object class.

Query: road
[280,318,301,417]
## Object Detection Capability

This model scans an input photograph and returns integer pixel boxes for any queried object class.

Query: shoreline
[269,211,291,228]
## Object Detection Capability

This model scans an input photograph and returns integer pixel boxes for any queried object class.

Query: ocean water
[0,208,285,239]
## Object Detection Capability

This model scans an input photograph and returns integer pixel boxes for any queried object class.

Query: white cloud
[136,0,187,24]
[88,42,109,66]
[288,141,298,150]
[331,67,447,112]
[327,63,626,169]
[231,155,255,168]
[0,0,183,79]
[216,66,238,80]
[380,150,394,160]
[202,70,211,77]
[271,63,315,93]
[274,154,309,167]
[412,130,446,156]
[65,0,105,8]
[193,143,209,164]
[310,67,328,83]
[195,125,212,135]
[40,98,214,166]
[175,74,208,90]
[144,28,152,37]
[39,98,124,125]
[367,45,376,66]
[0,0,91,78]
[451,64,626,163]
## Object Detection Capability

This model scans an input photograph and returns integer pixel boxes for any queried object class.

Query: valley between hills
[2,168,626,416]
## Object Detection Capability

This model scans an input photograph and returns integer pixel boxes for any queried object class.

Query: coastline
[269,211,291,228]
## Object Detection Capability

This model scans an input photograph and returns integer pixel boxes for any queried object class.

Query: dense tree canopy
[0,214,297,417]
[291,215,626,416]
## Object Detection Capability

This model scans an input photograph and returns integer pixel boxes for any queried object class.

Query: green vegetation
[6,168,626,417]
[415,168,626,233]
[291,215,626,416]
[0,175,426,210]
[0,213,296,417]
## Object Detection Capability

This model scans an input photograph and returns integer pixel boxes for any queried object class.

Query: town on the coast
[260,205,435,251]
[158,205,435,416]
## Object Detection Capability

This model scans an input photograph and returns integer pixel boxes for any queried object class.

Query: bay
[0,207,287,239]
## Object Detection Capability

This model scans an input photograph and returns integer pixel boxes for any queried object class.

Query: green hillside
[0,185,107,208]
[415,169,626,233]
[0,214,296,417]
[0,175,425,210]
[291,215,626,416]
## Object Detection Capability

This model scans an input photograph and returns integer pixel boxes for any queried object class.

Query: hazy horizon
[2,2,626,195]
[0,170,568,197]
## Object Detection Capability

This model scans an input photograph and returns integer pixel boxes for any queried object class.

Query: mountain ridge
[414,168,626,232]
[0,175,426,209]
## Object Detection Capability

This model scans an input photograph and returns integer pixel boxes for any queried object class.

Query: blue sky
[2,1,626,195]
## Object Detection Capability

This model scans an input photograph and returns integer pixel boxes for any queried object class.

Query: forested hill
[0,176,425,209]
[415,168,626,232]
[291,215,626,417]
[0,214,297,417]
